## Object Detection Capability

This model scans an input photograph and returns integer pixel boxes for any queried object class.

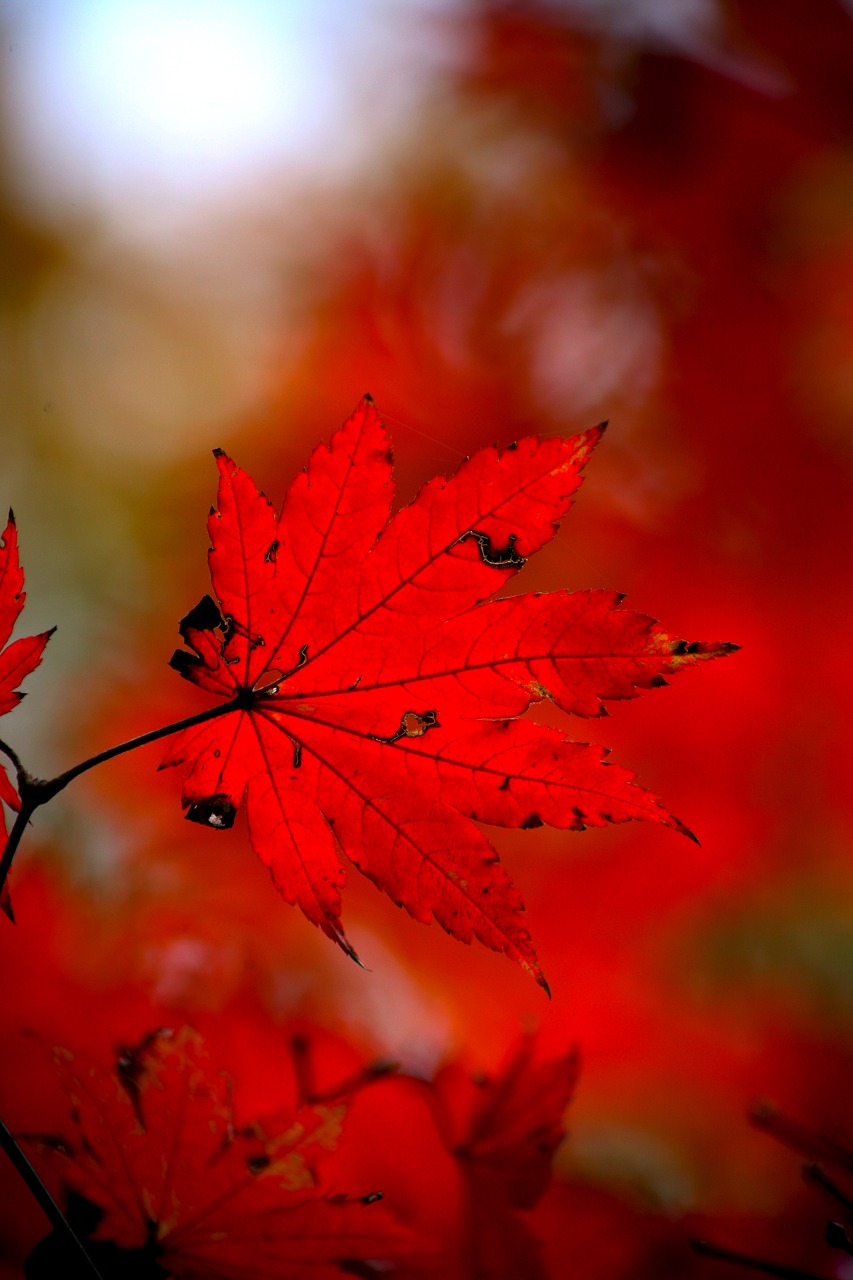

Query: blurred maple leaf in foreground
[163,399,735,991]
[23,1026,419,1280]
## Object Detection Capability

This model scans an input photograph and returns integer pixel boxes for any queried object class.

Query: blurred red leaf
[28,1026,420,1280]
[434,1034,579,1211]
[422,1035,580,1279]
[162,399,734,990]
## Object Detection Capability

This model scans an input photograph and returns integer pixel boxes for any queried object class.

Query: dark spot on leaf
[116,1030,171,1126]
[247,1154,271,1174]
[264,539,279,563]
[648,675,668,687]
[455,529,526,569]
[520,813,544,829]
[213,749,221,759]
[186,795,237,829]
[572,807,586,820]
[292,741,302,769]
[361,1191,383,1205]
[673,639,689,655]
[498,775,510,791]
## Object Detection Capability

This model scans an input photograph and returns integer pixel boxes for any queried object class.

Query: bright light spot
[78,0,310,172]
[4,0,453,221]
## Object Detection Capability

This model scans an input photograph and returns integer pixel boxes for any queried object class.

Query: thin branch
[803,1161,853,1218]
[45,695,244,795]
[0,695,243,896]
[0,1117,104,1280]
[0,737,25,784]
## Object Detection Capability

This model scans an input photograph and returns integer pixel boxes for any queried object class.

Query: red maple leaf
[162,399,735,989]
[27,1027,420,1280]
[0,512,53,827]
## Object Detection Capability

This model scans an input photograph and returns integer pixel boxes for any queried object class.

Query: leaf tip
[675,817,701,846]
[335,928,366,969]
[570,420,608,467]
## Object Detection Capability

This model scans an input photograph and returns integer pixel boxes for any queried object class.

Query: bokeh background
[1,0,853,1275]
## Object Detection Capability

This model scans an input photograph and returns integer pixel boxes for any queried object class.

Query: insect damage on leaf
[161,398,736,990]
[455,529,527,568]
[368,709,439,745]
[185,793,238,829]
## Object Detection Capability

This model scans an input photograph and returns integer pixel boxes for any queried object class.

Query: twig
[0,696,243,895]
[0,1117,104,1280]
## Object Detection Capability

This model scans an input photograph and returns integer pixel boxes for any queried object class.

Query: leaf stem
[0,696,243,895]
[0,1117,105,1280]
[45,696,244,794]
